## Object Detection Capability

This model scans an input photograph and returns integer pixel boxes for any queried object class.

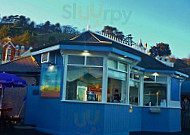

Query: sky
[0,0,190,58]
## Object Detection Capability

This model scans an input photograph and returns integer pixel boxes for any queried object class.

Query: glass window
[8,45,11,49]
[86,57,103,66]
[107,69,126,103]
[118,62,127,72]
[16,45,19,50]
[134,74,140,80]
[156,76,167,83]
[7,56,11,61]
[15,51,18,57]
[129,80,140,105]
[8,50,11,55]
[144,75,167,83]
[21,46,25,50]
[66,66,102,102]
[68,55,85,65]
[108,59,117,69]
[144,83,167,107]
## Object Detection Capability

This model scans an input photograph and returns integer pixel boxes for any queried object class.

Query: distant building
[2,41,31,63]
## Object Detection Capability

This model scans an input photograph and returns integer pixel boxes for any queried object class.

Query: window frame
[129,72,141,105]
[61,53,133,105]
[64,54,104,102]
[107,58,129,104]
[143,73,168,107]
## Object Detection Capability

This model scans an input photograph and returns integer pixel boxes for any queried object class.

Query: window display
[129,80,140,105]
[144,83,167,106]
[66,55,103,102]
[107,60,128,103]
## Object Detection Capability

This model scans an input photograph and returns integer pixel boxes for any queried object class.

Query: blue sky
[0,0,190,58]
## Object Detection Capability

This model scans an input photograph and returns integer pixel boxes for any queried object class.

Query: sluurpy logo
[62,2,132,28]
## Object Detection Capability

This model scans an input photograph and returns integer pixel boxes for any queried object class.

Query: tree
[43,21,51,32]
[102,25,124,40]
[49,36,56,43]
[20,30,33,46]
[55,23,61,33]
[149,43,171,57]
[29,21,35,30]
[124,34,134,46]
[0,25,10,39]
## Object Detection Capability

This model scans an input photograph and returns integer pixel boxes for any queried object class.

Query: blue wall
[25,86,181,135]
[171,78,180,101]
[141,107,181,132]
[25,86,40,125]
[181,81,190,94]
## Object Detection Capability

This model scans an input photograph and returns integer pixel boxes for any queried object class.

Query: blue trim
[134,66,188,78]
[60,45,141,62]
[175,71,189,78]
[112,48,141,61]
[133,66,145,71]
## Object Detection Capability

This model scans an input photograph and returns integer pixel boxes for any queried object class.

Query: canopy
[0,73,27,108]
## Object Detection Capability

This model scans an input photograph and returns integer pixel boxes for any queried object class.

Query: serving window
[129,73,140,105]
[107,59,128,103]
[143,75,167,107]
[66,55,103,102]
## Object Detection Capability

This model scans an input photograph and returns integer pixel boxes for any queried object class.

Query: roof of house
[0,56,41,75]
[31,30,188,77]
[63,31,177,71]
[3,41,31,50]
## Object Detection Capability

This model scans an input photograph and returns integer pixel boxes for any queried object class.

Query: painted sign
[41,65,61,98]
[77,86,87,101]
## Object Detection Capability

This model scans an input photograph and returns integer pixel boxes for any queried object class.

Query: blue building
[25,30,188,135]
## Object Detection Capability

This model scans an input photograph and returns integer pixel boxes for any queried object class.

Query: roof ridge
[90,30,147,54]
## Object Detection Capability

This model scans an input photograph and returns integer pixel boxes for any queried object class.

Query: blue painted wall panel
[128,107,142,132]
[25,87,181,135]
[169,108,181,132]
[60,102,105,135]
[141,107,181,132]
[24,86,40,125]
[181,81,190,94]
[141,107,170,132]
[171,78,180,101]
[104,105,129,135]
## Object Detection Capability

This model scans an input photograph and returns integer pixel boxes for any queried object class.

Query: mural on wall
[41,65,61,98]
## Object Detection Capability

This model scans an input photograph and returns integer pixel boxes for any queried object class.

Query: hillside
[0,15,79,48]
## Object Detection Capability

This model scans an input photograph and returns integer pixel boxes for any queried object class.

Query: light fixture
[49,65,55,71]
[119,57,125,60]
[82,50,90,56]
[129,105,133,113]
[152,72,159,82]
[152,72,159,76]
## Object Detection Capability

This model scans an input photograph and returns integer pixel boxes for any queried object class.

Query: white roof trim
[31,45,60,55]
[3,41,15,48]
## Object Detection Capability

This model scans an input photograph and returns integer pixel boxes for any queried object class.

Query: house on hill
[1,41,32,64]
[25,30,188,135]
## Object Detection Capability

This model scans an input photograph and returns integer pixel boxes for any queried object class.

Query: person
[182,98,189,113]
[114,89,120,103]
